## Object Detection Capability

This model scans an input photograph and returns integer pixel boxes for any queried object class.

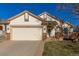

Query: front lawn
[43,41,79,56]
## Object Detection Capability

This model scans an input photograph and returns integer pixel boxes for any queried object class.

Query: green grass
[43,41,79,56]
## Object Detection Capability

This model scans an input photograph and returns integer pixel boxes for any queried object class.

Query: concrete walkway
[0,40,44,56]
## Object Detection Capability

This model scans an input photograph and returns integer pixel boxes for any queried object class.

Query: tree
[56,3,79,20]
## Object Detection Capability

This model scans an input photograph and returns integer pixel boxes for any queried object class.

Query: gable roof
[39,12,75,27]
[39,12,65,23]
[39,12,56,19]
[65,22,74,27]
[7,10,43,22]
[39,12,59,20]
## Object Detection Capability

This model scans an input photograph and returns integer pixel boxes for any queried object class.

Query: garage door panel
[11,27,42,40]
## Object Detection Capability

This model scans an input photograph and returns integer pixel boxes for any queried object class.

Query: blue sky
[0,3,79,26]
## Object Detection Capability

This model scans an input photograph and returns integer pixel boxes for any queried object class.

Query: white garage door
[11,27,42,41]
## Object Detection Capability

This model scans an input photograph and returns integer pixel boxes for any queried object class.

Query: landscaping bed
[0,32,6,42]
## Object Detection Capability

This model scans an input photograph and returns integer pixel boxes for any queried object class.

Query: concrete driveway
[0,40,44,56]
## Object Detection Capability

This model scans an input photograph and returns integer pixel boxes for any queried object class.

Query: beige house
[1,10,47,41]
[0,10,74,41]
[0,20,9,35]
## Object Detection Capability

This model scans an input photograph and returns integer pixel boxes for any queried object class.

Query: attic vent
[43,13,47,19]
[24,13,29,21]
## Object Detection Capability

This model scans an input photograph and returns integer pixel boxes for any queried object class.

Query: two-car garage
[10,26,43,41]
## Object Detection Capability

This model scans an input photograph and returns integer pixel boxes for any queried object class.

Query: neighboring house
[0,20,9,32]
[0,20,9,35]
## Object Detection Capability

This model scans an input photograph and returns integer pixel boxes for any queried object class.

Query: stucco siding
[50,29,55,37]
[10,13,41,26]
[39,15,44,19]
[63,23,70,28]
[47,15,60,25]
[39,13,60,25]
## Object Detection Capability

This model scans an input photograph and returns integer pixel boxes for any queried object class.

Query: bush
[0,32,6,42]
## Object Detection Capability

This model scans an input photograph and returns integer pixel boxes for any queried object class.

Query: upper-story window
[24,13,29,22]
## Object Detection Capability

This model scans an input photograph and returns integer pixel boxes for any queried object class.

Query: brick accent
[6,33,10,40]
[42,33,47,41]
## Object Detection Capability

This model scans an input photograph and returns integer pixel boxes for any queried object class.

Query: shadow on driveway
[0,40,44,56]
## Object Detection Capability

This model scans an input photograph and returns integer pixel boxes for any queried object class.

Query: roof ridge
[7,10,43,21]
[39,12,56,17]
[39,12,49,16]
[39,12,63,22]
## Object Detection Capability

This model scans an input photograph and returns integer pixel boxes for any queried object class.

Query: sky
[0,3,79,26]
